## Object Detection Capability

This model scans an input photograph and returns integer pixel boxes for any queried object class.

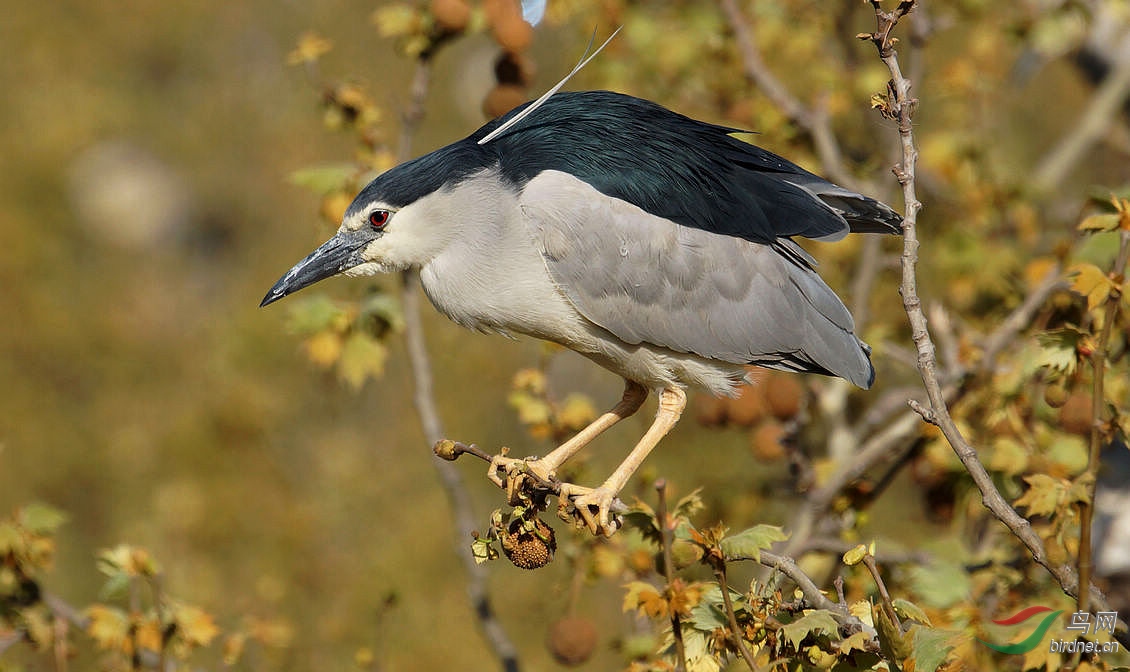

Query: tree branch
[1077,229,1130,615]
[865,0,1125,642]
[396,58,521,672]
[719,0,864,192]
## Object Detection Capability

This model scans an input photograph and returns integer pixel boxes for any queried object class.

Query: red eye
[369,210,390,229]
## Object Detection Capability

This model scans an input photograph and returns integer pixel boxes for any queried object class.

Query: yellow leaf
[135,618,163,653]
[287,31,333,66]
[223,632,246,665]
[85,604,129,652]
[98,544,159,577]
[849,600,875,628]
[1077,213,1120,233]
[1014,474,1068,517]
[842,544,868,566]
[556,394,597,431]
[336,333,387,390]
[1068,263,1114,310]
[302,331,342,368]
[174,604,219,648]
[511,368,546,394]
[507,391,551,426]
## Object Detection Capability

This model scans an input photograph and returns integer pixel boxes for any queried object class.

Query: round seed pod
[751,420,786,462]
[483,84,527,119]
[430,0,471,33]
[764,375,803,420]
[500,516,556,569]
[546,616,598,666]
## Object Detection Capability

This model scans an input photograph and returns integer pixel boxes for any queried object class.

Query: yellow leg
[487,379,647,489]
[565,386,687,536]
[538,379,648,474]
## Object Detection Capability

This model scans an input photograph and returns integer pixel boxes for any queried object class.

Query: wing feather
[520,171,875,388]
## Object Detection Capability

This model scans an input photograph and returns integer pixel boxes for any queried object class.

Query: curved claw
[560,484,623,537]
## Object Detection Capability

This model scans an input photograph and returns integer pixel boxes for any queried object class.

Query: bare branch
[719,0,864,191]
[1077,230,1130,615]
[396,58,521,672]
[655,480,687,672]
[865,0,1125,641]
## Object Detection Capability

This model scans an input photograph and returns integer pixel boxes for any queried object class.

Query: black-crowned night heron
[262,89,902,536]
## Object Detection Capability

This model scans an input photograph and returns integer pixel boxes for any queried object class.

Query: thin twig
[865,0,1125,643]
[396,57,521,672]
[714,561,758,672]
[655,480,686,672]
[719,0,865,191]
[747,550,878,646]
[1077,230,1130,615]
[862,555,900,633]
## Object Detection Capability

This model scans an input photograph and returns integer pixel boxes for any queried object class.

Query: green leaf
[779,610,839,650]
[842,543,868,566]
[286,295,347,335]
[18,503,68,534]
[688,585,730,631]
[720,524,788,562]
[910,625,957,672]
[906,561,970,609]
[672,488,705,519]
[892,598,931,626]
[287,163,356,195]
[470,536,497,565]
[1035,328,1083,376]
[0,522,25,556]
[1045,434,1088,475]
[876,602,912,662]
[987,437,1029,476]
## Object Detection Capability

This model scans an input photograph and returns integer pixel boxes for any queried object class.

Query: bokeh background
[4,1,1130,670]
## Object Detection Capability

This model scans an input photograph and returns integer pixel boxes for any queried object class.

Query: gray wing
[519,170,875,388]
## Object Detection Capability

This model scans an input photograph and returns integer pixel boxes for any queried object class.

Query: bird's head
[260,142,494,308]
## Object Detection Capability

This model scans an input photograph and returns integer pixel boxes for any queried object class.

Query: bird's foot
[487,448,560,507]
[556,483,625,537]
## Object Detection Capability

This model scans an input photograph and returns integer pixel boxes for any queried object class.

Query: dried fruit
[695,394,727,426]
[1058,391,1092,435]
[546,616,598,666]
[1043,379,1069,408]
[500,516,556,569]
[725,385,766,426]
[483,84,527,119]
[492,12,531,53]
[751,421,786,461]
[430,0,471,33]
[764,375,803,419]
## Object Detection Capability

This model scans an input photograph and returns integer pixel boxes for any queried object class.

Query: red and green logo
[979,606,1064,654]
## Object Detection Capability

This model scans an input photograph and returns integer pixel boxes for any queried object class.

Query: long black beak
[260,229,372,307]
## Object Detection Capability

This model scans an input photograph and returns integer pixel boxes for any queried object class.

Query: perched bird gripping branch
[262,89,902,537]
